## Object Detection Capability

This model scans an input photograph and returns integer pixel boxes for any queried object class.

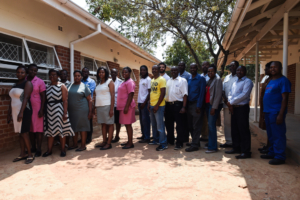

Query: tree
[87,0,236,75]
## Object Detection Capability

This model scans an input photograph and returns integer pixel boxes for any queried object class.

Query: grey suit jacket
[208,77,223,109]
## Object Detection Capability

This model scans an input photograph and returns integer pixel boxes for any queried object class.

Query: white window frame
[80,55,110,76]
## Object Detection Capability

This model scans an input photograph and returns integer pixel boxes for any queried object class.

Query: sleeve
[281,78,292,94]
[39,79,46,93]
[147,78,151,89]
[84,84,91,97]
[126,80,135,94]
[89,80,96,97]
[160,78,166,88]
[212,79,223,109]
[197,77,206,108]
[181,79,188,96]
[229,79,253,105]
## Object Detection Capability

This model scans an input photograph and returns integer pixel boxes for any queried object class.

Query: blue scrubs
[263,76,291,160]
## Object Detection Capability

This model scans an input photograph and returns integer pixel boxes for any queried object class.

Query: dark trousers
[87,118,93,141]
[187,101,204,148]
[231,104,251,153]
[165,102,186,146]
[138,103,151,140]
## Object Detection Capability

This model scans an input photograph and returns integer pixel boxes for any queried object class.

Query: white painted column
[283,12,289,76]
[254,42,259,122]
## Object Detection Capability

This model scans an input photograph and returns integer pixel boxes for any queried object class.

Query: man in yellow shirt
[148,65,167,151]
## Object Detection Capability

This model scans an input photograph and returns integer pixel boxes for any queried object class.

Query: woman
[67,70,93,151]
[26,64,46,157]
[8,65,34,164]
[137,65,151,143]
[117,67,136,149]
[43,69,74,157]
[205,64,223,153]
[94,67,115,150]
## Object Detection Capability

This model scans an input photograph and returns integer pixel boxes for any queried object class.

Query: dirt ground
[0,117,300,200]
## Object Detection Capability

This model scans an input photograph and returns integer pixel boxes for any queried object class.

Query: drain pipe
[70,24,101,82]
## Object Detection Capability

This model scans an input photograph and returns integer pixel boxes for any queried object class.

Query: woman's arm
[124,92,134,114]
[108,81,115,118]
[38,91,46,118]
[7,99,12,123]
[18,81,33,122]
[61,84,68,121]
[86,94,93,120]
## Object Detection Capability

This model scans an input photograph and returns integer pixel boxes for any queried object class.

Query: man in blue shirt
[185,63,206,152]
[178,61,191,81]
[226,66,253,159]
[81,67,96,144]
[261,61,291,165]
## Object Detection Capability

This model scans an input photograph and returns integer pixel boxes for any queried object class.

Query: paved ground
[0,116,300,200]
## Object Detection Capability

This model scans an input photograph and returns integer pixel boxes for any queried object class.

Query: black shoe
[168,143,174,146]
[136,135,144,140]
[95,143,106,148]
[185,146,199,152]
[150,137,154,140]
[60,151,66,157]
[186,143,191,146]
[121,142,128,146]
[199,138,208,142]
[122,144,134,149]
[139,139,150,143]
[235,153,251,159]
[225,149,241,154]
[258,145,268,152]
[42,152,52,157]
[174,145,183,150]
[220,143,233,148]
[100,144,112,150]
[35,150,42,157]
[75,147,86,152]
[111,136,120,143]
[156,145,168,151]
[77,139,82,143]
[269,159,285,165]
[86,139,92,144]
[260,155,274,159]
[260,149,269,154]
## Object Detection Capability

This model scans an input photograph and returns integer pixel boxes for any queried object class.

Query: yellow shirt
[150,76,166,106]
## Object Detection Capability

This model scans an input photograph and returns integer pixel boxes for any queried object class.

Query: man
[221,61,238,148]
[261,61,291,165]
[148,65,168,151]
[159,62,170,82]
[226,66,253,159]
[178,61,191,81]
[201,61,220,81]
[59,69,71,87]
[165,66,188,150]
[185,63,206,152]
[81,67,96,144]
[110,68,123,143]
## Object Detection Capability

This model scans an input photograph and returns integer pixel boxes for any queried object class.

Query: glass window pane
[82,56,94,72]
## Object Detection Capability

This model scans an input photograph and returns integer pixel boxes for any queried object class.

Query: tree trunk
[181,36,201,68]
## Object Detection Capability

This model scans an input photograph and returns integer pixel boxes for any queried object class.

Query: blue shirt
[228,76,253,105]
[187,74,206,108]
[81,77,96,98]
[263,76,291,114]
[180,70,192,81]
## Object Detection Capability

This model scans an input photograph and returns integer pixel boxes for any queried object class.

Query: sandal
[25,156,35,164]
[95,142,107,148]
[13,156,28,162]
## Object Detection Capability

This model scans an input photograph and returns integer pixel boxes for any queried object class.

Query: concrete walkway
[0,116,300,200]
[249,107,300,164]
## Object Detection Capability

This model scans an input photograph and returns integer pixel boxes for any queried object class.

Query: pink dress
[117,78,136,125]
[28,76,46,132]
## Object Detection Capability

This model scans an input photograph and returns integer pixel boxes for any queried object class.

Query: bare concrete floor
[0,117,300,200]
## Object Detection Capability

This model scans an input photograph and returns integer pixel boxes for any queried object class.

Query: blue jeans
[138,103,151,140]
[150,106,167,146]
[265,112,287,160]
[206,103,223,150]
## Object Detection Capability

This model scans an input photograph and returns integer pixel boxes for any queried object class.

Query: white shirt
[161,73,170,82]
[95,79,112,107]
[165,76,188,102]
[223,73,238,108]
[113,78,123,107]
[201,73,220,82]
[138,76,151,103]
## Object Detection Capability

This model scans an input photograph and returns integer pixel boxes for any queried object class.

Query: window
[81,56,110,77]
[119,67,137,81]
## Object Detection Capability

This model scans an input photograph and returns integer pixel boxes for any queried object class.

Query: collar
[238,76,247,81]
[190,73,200,80]
[180,71,187,76]
[171,76,180,80]
[82,77,91,82]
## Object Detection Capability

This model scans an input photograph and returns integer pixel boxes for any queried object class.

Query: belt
[232,104,249,108]
[44,99,63,130]
[167,101,183,105]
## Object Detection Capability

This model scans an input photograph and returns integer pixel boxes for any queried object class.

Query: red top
[205,86,210,103]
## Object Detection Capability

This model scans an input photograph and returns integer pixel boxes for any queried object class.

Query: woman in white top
[94,67,115,150]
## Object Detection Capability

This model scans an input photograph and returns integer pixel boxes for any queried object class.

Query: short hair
[82,67,90,72]
[178,61,186,66]
[231,60,239,67]
[111,68,118,73]
[238,65,247,75]
[16,64,27,72]
[158,62,167,69]
[271,61,282,69]
[96,67,109,84]
[171,66,179,69]
[60,69,68,74]
[140,65,149,77]
[202,61,210,65]
[28,63,38,70]
[208,64,217,72]
[123,66,132,73]
[73,70,82,76]
[48,69,60,76]
[266,61,273,69]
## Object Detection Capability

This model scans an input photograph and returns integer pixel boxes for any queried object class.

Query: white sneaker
[205,150,217,153]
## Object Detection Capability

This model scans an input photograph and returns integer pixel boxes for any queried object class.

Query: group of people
[7,60,290,166]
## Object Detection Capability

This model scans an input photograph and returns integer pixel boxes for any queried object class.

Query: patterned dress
[44,83,74,137]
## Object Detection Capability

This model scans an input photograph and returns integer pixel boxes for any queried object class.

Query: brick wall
[287,64,296,114]
[132,69,140,109]
[0,86,18,153]
[55,45,81,73]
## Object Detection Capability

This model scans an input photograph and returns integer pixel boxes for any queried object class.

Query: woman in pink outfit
[26,64,46,157]
[117,67,136,149]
